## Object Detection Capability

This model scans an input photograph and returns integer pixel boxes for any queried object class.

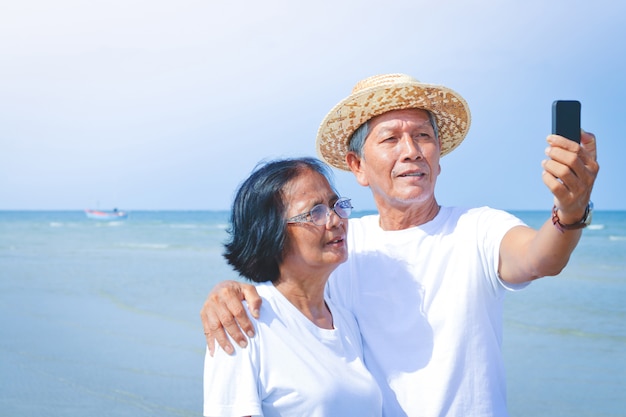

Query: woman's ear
[346,152,369,187]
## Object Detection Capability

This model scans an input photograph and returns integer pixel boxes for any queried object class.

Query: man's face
[347,108,441,211]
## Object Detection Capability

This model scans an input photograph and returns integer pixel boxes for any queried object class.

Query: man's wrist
[552,201,593,233]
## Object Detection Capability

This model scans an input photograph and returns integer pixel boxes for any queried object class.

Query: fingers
[200,300,217,356]
[543,132,599,222]
[547,131,598,167]
[221,286,255,349]
[200,280,250,356]
[543,136,584,196]
[200,294,236,356]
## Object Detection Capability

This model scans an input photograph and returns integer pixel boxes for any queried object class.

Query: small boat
[85,209,129,221]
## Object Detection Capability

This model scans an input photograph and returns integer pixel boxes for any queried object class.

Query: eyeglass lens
[309,198,352,225]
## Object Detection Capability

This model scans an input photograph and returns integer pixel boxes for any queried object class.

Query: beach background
[2,2,625,416]
[1,209,624,417]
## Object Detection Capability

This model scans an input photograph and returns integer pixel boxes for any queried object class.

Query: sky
[1,0,624,211]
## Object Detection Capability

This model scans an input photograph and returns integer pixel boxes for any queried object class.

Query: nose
[399,134,422,160]
[325,208,342,229]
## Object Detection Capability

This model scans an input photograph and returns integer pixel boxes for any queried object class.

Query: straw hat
[316,73,471,171]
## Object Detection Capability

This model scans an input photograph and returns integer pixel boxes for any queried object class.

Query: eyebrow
[375,120,433,137]
[294,193,339,213]
[314,194,340,208]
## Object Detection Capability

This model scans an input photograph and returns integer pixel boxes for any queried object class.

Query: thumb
[241,283,262,318]
[580,129,597,162]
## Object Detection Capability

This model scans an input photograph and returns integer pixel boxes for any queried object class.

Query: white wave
[92,221,125,228]
[106,221,126,226]
[588,224,605,230]
[609,235,626,241]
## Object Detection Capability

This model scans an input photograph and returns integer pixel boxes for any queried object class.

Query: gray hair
[348,110,440,158]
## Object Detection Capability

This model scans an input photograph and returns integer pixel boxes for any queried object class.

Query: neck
[376,198,441,231]
[274,269,333,329]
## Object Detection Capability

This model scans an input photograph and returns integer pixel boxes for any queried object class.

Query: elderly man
[201,74,599,416]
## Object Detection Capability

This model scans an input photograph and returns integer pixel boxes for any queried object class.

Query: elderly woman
[203,157,382,417]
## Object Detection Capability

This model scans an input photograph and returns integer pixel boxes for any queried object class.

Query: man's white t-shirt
[204,282,383,417]
[326,206,526,417]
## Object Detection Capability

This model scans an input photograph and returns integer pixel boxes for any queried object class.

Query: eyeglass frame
[286,197,353,226]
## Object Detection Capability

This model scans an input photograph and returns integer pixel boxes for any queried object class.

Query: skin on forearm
[499,221,582,285]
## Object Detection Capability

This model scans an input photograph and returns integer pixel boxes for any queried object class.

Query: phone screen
[552,100,581,143]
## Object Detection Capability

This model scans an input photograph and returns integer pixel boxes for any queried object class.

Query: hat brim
[316,81,471,171]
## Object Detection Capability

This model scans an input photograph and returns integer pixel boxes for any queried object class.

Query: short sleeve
[203,330,263,416]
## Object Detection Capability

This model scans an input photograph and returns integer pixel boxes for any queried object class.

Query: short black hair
[223,157,335,283]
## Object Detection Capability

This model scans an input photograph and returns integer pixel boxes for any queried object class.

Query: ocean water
[0,210,624,417]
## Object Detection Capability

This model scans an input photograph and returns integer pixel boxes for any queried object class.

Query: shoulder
[348,214,378,230]
[251,283,280,323]
[428,207,525,245]
[347,214,379,242]
[443,206,524,227]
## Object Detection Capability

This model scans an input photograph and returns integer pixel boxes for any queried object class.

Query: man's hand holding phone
[545,100,598,226]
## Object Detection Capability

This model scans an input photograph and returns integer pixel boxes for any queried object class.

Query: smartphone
[552,100,581,143]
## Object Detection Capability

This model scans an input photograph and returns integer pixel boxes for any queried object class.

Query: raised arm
[200,280,262,356]
[499,130,599,284]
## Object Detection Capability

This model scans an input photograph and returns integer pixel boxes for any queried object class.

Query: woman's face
[281,169,348,276]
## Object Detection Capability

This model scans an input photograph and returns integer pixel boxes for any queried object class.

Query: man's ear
[436,139,442,176]
[346,152,369,187]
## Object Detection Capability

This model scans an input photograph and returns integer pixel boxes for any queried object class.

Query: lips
[397,170,425,178]
[327,236,345,245]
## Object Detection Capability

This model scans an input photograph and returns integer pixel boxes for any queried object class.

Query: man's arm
[499,131,599,284]
[200,281,262,356]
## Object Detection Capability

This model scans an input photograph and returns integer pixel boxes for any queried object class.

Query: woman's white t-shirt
[203,281,382,417]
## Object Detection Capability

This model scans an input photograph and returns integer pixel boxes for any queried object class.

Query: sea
[0,210,624,417]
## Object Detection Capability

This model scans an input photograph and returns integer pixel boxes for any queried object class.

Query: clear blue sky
[1,0,624,211]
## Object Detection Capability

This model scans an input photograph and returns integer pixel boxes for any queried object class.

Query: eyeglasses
[286,197,353,226]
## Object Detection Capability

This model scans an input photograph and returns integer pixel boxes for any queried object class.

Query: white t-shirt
[203,282,383,417]
[326,206,526,417]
